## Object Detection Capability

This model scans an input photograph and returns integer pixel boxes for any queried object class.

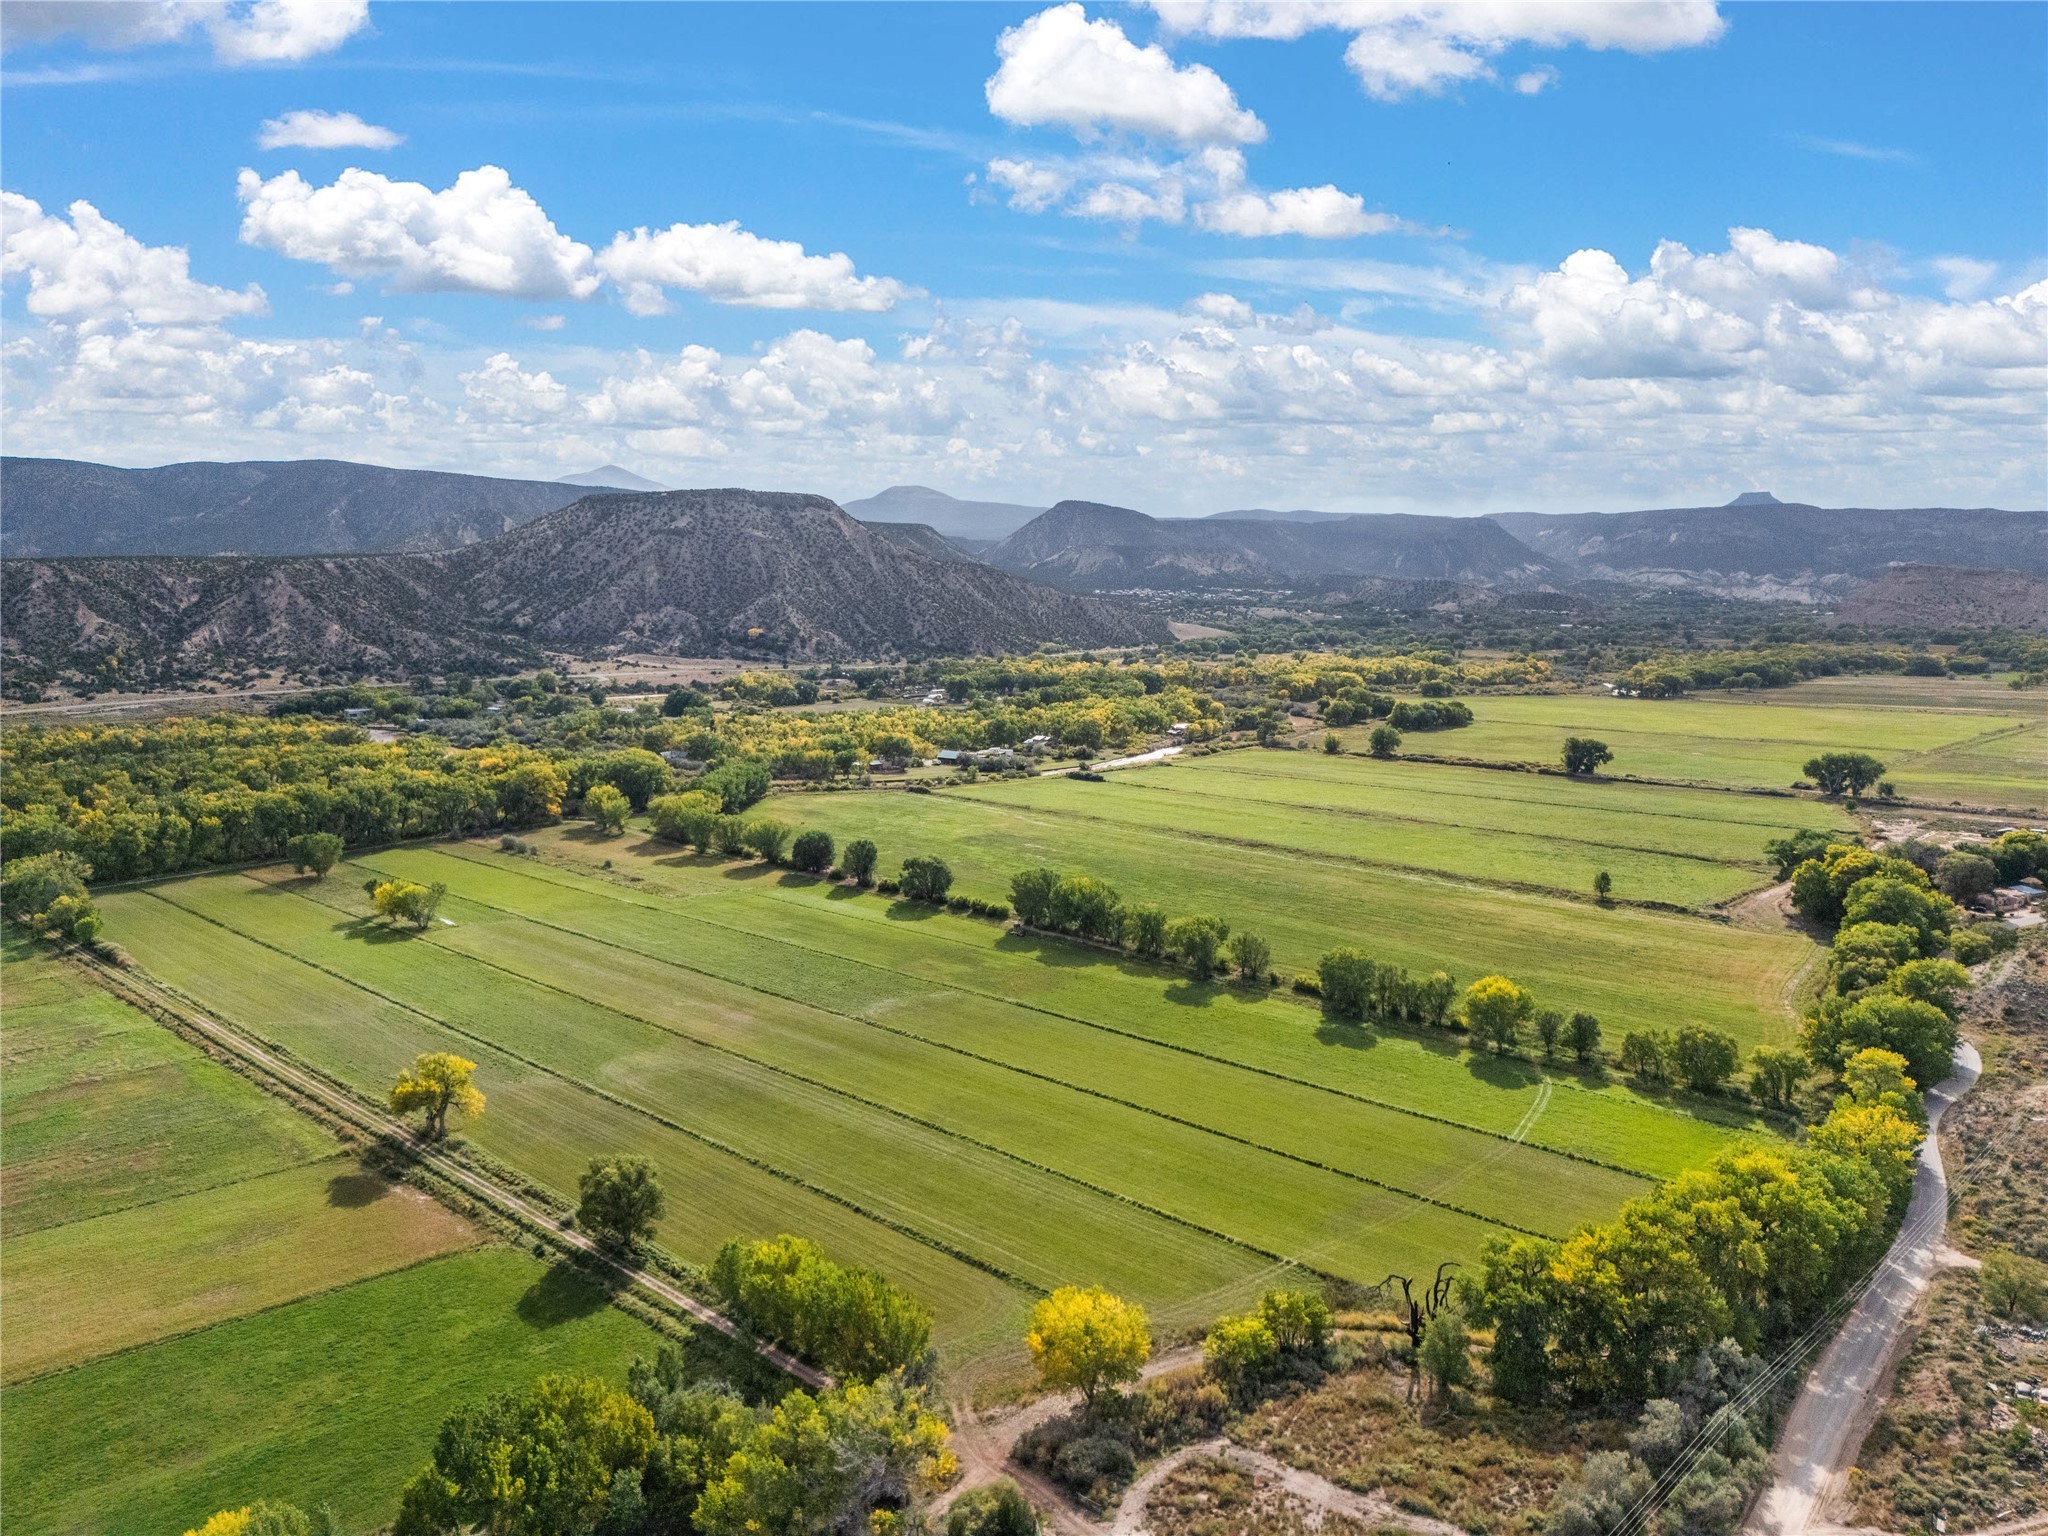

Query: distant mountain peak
[557,464,666,493]
[1726,490,1783,507]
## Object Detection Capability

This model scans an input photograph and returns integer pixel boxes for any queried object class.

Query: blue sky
[4,1,2044,513]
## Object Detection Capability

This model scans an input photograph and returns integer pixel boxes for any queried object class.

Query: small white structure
[1021,734,1053,751]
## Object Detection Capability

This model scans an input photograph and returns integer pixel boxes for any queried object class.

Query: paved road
[77,950,828,1390]
[1746,1040,1983,1535]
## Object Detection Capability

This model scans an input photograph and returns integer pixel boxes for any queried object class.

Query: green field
[750,787,1813,1050]
[92,835,1779,1375]
[0,940,661,1534]
[941,750,1850,907]
[2,1249,658,1536]
[1337,680,2045,812]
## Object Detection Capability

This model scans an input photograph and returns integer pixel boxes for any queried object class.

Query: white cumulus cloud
[597,222,913,314]
[236,164,601,300]
[460,351,570,423]
[1199,183,1402,238]
[2,190,268,326]
[987,3,1265,145]
[2,0,370,64]
[1149,1,1724,99]
[258,108,402,150]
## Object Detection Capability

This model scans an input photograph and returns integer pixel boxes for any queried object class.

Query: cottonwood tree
[1567,1010,1603,1062]
[1009,867,1059,927]
[899,855,953,903]
[1670,1026,1740,1093]
[1227,930,1271,981]
[1748,1044,1808,1109]
[577,1155,667,1253]
[842,838,879,885]
[286,832,343,878]
[1804,752,1886,798]
[742,821,789,864]
[1368,724,1401,757]
[389,1052,484,1140]
[789,830,834,874]
[1463,975,1533,1054]
[372,879,447,929]
[1166,914,1229,978]
[1026,1286,1150,1412]
[583,784,630,836]
[1418,1300,1474,1411]
[1562,738,1613,776]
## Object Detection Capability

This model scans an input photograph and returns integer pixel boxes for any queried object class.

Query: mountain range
[986,500,1557,589]
[1,490,1165,683]
[0,456,599,558]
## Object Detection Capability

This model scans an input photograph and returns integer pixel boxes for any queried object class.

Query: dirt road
[1745,1041,1983,1535]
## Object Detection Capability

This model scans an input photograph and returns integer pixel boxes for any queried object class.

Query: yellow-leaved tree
[1026,1285,1150,1412]
[390,1052,484,1140]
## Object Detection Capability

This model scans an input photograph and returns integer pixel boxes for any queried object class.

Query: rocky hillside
[1,489,1164,685]
[1827,565,2048,633]
[987,500,1561,589]
[0,456,599,558]
[866,522,979,563]
[1490,501,2048,602]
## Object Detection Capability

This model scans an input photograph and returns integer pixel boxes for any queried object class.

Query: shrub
[1562,737,1613,775]
[876,878,900,896]
[1051,1436,1135,1499]
[947,895,972,914]
[1165,914,1229,978]
[1010,867,1059,927]
[711,815,751,857]
[946,1480,1039,1536]
[790,830,834,874]
[1291,973,1322,997]
[1981,1249,2048,1321]
[649,790,720,849]
[1368,724,1402,757]
[742,821,789,864]
[1463,974,1533,1053]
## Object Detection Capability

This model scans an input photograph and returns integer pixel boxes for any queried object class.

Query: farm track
[419,840,1718,1181]
[66,947,831,1389]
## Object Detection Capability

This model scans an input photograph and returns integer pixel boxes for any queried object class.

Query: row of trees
[1466,1076,1924,1406]
[1316,956,1610,1065]
[1008,867,1270,981]
[392,1356,955,1536]
[1788,842,1964,1090]
[709,1234,935,1382]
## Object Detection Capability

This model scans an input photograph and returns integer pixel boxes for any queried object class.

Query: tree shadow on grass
[1313,1020,1383,1052]
[335,918,416,945]
[719,862,779,883]
[559,825,617,845]
[882,900,942,922]
[517,1260,621,1328]
[326,1169,395,1207]
[1465,1050,1540,1090]
[1162,979,1221,1008]
[823,883,864,901]
[774,871,828,891]
[994,932,1095,967]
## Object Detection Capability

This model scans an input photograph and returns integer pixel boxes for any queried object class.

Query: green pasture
[133,869,1504,1297]
[743,788,1813,1050]
[3,1160,476,1382]
[96,887,1042,1361]
[0,1249,658,1536]
[342,848,1660,1215]
[943,753,1847,906]
[0,936,333,1235]
[1339,682,2041,810]
[94,836,1781,1369]
[405,841,1751,1177]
